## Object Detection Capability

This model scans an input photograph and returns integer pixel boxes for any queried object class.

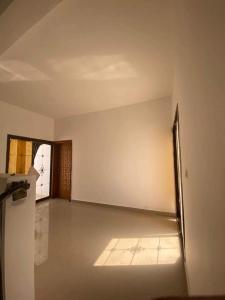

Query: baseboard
[72,199,176,218]
[184,256,191,295]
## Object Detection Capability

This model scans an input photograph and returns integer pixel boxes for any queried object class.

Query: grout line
[130,239,140,266]
[104,238,120,266]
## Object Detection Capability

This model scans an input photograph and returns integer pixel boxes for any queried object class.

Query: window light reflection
[0,60,50,82]
[49,55,137,80]
[94,235,181,266]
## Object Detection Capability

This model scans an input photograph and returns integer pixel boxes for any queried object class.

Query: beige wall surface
[173,0,225,295]
[0,100,54,172]
[55,98,175,213]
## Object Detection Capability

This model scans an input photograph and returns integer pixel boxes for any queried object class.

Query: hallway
[35,199,187,300]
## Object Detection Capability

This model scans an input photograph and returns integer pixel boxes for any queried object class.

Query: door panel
[34,144,51,200]
[58,142,72,199]
[52,141,72,200]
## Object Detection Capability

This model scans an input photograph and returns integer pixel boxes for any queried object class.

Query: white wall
[0,100,54,172]
[55,98,175,213]
[173,0,225,295]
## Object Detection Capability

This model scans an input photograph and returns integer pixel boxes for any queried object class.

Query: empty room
[0,1,225,300]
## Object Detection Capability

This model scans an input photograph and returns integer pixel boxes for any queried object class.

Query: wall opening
[6,135,52,201]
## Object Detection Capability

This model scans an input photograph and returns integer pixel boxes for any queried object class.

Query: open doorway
[172,107,185,252]
[6,136,72,201]
[51,140,72,200]
[6,135,52,201]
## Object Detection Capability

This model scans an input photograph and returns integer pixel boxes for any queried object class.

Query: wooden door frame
[5,134,53,202]
[51,140,72,201]
[172,106,186,254]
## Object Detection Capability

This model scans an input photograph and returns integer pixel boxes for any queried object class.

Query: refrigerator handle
[0,181,30,202]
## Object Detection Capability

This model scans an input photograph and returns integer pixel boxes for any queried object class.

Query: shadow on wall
[0,0,14,16]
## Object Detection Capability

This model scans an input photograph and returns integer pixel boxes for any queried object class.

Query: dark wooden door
[51,141,72,200]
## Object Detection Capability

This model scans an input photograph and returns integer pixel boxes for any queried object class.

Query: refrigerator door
[0,174,35,300]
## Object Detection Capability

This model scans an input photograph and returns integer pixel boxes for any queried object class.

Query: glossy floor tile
[35,199,187,300]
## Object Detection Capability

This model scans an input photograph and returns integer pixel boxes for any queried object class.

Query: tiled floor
[35,199,187,300]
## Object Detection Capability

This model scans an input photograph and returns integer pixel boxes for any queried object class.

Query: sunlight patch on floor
[94,235,181,266]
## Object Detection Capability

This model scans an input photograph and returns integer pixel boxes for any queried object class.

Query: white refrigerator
[0,174,36,300]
